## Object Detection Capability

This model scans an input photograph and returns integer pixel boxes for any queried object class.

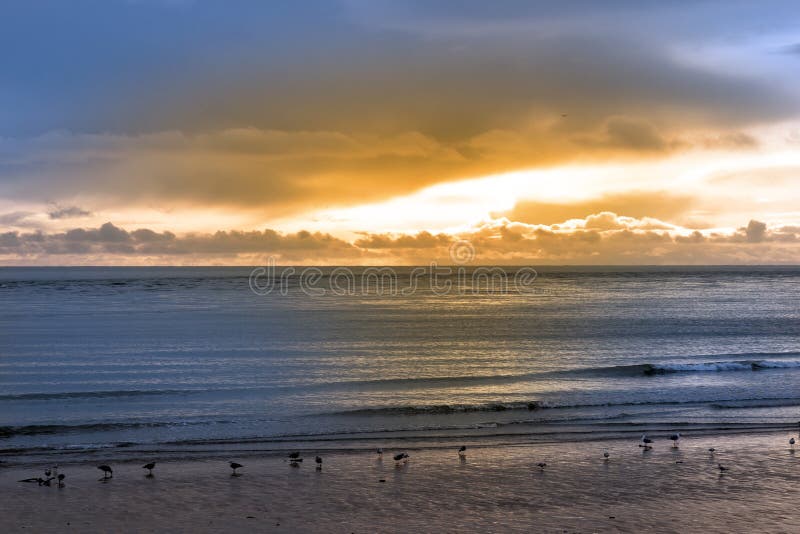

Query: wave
[0,389,194,401]
[326,394,800,417]
[570,357,800,377]
[0,421,172,438]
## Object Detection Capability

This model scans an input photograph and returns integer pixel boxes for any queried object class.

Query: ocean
[3,266,800,464]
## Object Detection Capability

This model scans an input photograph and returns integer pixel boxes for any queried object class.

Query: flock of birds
[17,429,800,487]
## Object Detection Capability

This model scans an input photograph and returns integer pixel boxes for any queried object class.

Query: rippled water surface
[3,266,800,459]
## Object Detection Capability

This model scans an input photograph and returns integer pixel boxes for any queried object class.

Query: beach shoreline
[3,430,799,533]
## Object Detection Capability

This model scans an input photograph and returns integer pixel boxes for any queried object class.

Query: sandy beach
[3,431,800,533]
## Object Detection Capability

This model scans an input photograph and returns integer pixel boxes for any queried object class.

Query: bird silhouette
[315,456,323,470]
[458,446,467,457]
[57,474,65,488]
[536,462,547,470]
[142,462,156,477]
[229,462,243,476]
[97,465,113,479]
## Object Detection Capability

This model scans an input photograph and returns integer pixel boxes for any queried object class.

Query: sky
[2,0,800,265]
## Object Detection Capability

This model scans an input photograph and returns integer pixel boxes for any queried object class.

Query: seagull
[639,434,653,450]
[603,450,610,461]
[288,452,301,460]
[718,463,729,473]
[229,462,243,475]
[393,453,409,466]
[288,452,302,466]
[669,433,681,448]
[536,462,547,470]
[142,462,156,477]
[790,437,796,449]
[458,446,467,457]
[708,448,716,454]
[97,465,113,479]
[57,474,65,488]
[376,448,383,458]
[314,456,323,470]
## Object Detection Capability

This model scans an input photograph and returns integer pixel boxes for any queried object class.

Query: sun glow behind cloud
[2,1,800,264]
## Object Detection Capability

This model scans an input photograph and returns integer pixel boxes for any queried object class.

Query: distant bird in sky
[97,465,113,479]
[142,462,156,476]
[229,462,243,475]
[669,433,681,448]
[458,446,467,457]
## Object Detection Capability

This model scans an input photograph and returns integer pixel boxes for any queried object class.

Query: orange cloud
[6,215,800,266]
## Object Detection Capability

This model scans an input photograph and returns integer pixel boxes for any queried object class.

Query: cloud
[5,216,800,265]
[48,205,92,219]
[0,222,363,264]
[777,43,800,55]
[495,191,695,226]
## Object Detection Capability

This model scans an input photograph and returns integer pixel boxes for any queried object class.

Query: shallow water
[3,266,800,462]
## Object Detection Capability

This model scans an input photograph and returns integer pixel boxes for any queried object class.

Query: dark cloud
[48,206,92,219]
[0,1,792,214]
[3,217,800,265]
[0,222,362,263]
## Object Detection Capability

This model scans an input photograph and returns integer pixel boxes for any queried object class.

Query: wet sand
[2,432,800,533]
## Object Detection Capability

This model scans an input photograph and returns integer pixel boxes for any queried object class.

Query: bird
[603,450,610,461]
[718,463,729,473]
[708,448,716,454]
[142,462,156,477]
[315,456,323,470]
[44,468,51,478]
[639,434,653,450]
[790,437,796,449]
[536,462,547,470]
[393,453,409,466]
[97,465,113,479]
[229,462,243,475]
[376,448,383,459]
[458,446,467,457]
[57,474,65,488]
[669,433,681,448]
[288,452,301,460]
